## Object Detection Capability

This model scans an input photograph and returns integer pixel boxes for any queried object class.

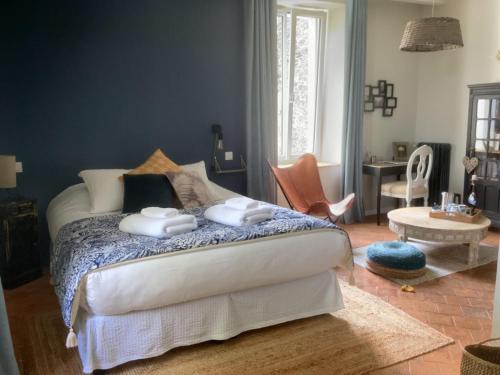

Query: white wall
[363,0,422,212]
[415,0,500,196]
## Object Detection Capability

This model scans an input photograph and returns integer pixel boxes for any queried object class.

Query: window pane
[476,120,488,139]
[490,120,500,140]
[290,15,319,156]
[475,139,487,152]
[489,141,500,154]
[493,99,500,118]
[477,99,490,119]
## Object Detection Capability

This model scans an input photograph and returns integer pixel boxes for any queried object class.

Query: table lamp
[0,155,17,189]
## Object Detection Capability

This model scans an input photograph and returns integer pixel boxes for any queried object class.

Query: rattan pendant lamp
[400,0,463,52]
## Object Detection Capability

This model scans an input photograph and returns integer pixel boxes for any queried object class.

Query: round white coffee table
[387,207,491,265]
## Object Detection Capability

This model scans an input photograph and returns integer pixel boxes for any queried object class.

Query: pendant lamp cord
[432,0,435,17]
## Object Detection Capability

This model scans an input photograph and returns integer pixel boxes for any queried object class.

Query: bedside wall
[0,0,246,263]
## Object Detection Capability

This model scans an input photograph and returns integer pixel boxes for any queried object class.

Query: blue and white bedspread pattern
[51,205,341,328]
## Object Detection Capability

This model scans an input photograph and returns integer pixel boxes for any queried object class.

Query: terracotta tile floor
[4,215,499,374]
[338,215,500,375]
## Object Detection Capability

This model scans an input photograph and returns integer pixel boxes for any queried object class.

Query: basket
[461,338,500,375]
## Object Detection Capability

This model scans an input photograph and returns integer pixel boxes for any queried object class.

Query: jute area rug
[19,283,452,375]
[354,241,498,286]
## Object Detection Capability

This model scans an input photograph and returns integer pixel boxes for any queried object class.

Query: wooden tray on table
[429,209,483,223]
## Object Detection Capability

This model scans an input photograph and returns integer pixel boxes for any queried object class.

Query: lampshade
[400,17,464,52]
[0,155,16,188]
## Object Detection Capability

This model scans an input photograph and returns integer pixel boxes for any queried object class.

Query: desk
[362,161,410,226]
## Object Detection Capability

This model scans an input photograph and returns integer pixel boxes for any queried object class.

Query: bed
[47,181,353,373]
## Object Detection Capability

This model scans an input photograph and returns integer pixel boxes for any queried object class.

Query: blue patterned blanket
[51,205,343,328]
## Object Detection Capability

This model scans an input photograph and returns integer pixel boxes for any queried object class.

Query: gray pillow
[165,170,219,208]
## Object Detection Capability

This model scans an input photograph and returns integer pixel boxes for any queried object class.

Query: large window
[277,8,326,161]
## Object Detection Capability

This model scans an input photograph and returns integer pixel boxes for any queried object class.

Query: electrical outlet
[15,161,23,173]
[225,151,233,161]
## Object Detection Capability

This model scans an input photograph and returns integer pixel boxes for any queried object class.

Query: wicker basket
[461,338,500,375]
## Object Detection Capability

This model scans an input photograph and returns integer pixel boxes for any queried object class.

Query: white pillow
[181,161,222,201]
[78,169,129,213]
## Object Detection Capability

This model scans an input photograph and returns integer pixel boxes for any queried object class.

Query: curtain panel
[244,0,278,203]
[0,279,19,375]
[341,0,367,223]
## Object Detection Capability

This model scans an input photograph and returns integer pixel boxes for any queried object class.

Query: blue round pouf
[367,241,426,272]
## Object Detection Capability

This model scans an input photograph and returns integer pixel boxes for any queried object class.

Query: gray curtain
[244,0,278,203]
[0,279,19,375]
[341,0,367,223]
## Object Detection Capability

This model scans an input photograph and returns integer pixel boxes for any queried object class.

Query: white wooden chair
[381,145,433,207]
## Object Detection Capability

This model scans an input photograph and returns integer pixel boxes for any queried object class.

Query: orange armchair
[269,154,355,223]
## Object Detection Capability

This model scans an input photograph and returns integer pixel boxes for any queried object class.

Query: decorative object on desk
[462,156,479,174]
[382,107,393,117]
[364,80,398,116]
[0,198,40,289]
[211,124,247,174]
[0,155,17,189]
[392,142,409,161]
[399,0,463,52]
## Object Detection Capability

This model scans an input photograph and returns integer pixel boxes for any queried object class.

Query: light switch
[225,151,233,161]
[16,161,23,173]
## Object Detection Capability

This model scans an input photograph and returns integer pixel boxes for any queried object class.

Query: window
[277,8,326,162]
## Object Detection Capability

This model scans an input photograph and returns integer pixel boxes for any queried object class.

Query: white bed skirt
[76,270,343,373]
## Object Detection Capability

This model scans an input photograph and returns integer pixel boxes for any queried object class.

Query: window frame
[277,6,327,163]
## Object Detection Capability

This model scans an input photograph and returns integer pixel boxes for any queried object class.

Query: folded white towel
[225,197,259,210]
[119,214,197,238]
[165,222,198,237]
[141,207,179,219]
[204,204,273,226]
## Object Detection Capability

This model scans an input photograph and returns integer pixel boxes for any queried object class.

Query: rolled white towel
[204,204,273,226]
[141,207,178,219]
[119,214,197,238]
[225,197,259,210]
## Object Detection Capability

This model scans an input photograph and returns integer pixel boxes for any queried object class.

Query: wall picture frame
[371,86,380,96]
[383,107,393,117]
[386,84,394,97]
[364,85,371,101]
[378,80,387,95]
[364,101,375,112]
[393,142,409,161]
[386,97,397,109]
[373,95,385,108]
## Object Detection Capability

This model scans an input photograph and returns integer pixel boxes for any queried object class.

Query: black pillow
[122,174,178,214]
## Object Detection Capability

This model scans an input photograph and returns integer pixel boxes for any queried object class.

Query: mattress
[48,183,352,318]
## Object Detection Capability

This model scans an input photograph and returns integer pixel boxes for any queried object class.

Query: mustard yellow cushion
[126,149,181,177]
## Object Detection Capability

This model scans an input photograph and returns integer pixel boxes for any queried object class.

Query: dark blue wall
[0,0,246,262]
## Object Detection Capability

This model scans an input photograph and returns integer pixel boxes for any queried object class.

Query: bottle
[467,175,478,207]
